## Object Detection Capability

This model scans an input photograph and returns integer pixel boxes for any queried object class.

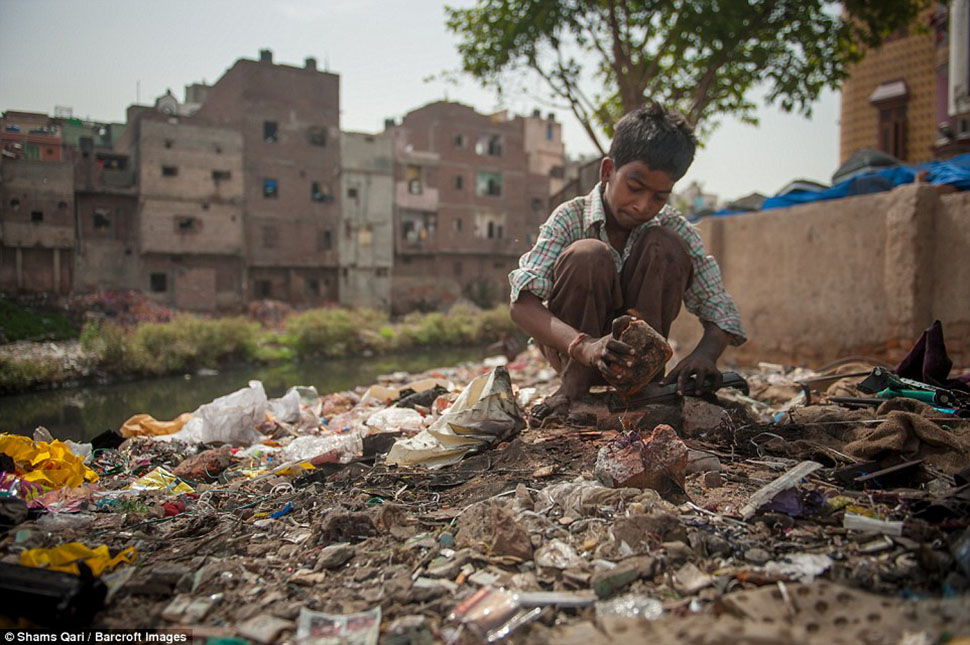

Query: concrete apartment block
[388,101,563,313]
[0,159,75,294]
[667,184,970,368]
[339,132,393,311]
[193,51,342,305]
[125,115,245,311]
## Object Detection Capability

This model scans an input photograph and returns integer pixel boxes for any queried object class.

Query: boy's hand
[662,352,722,396]
[571,333,636,383]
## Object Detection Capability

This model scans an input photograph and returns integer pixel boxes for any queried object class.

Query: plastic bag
[128,466,194,494]
[365,407,426,435]
[0,434,99,489]
[282,433,362,464]
[385,367,524,468]
[158,381,267,445]
[120,413,192,438]
[20,542,137,576]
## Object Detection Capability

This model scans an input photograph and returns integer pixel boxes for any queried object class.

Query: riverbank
[0,302,520,395]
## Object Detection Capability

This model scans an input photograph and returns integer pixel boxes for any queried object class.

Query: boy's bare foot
[529,359,594,424]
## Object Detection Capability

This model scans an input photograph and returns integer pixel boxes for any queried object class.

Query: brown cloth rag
[844,410,970,474]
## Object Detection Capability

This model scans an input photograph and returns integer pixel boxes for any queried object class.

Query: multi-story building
[339,132,393,310]
[193,50,342,306]
[1,111,63,162]
[839,3,970,164]
[387,102,563,312]
[114,112,246,310]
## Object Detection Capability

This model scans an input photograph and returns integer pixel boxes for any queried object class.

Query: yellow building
[839,3,970,165]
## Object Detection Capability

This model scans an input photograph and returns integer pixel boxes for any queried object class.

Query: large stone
[455,499,533,561]
[594,424,688,500]
[314,543,354,570]
[680,398,729,439]
[607,319,673,397]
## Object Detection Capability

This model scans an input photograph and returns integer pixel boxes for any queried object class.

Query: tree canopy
[445,0,926,152]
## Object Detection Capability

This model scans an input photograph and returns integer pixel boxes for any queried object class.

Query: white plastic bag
[158,381,267,445]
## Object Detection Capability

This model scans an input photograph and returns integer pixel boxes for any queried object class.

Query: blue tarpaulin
[714,153,970,216]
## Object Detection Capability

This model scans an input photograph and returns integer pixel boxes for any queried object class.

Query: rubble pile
[1,344,969,643]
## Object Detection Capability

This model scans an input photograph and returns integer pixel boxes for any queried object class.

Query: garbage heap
[1,342,969,644]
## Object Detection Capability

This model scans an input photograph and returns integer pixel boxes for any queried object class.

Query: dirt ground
[2,347,969,643]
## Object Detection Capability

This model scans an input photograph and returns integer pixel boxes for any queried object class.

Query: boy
[509,104,746,420]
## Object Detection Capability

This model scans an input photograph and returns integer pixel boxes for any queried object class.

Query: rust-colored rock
[594,424,688,500]
[607,318,672,397]
[172,445,233,482]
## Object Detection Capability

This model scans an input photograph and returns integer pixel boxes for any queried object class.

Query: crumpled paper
[385,367,524,469]
[20,542,137,576]
[0,434,99,489]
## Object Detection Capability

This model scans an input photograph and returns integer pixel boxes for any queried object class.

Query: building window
[150,273,167,292]
[454,134,465,148]
[347,187,358,199]
[311,181,331,202]
[162,166,178,177]
[212,170,231,181]
[454,218,463,233]
[375,267,389,277]
[318,230,333,251]
[476,171,503,197]
[31,210,43,223]
[406,165,423,194]
[476,134,503,157]
[401,211,436,242]
[58,201,67,210]
[9,198,19,211]
[256,280,272,298]
[164,139,173,149]
[262,226,278,248]
[263,178,278,198]
[306,278,320,296]
[307,127,327,146]
[475,213,506,240]
[175,216,200,233]
[454,175,464,190]
[531,197,543,211]
[263,121,279,143]
[359,225,373,246]
[550,165,565,179]
[93,210,110,229]
[546,123,554,141]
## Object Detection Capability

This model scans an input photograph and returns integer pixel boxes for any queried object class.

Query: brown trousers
[539,226,693,375]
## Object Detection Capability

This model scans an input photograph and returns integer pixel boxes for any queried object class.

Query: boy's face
[600,158,675,231]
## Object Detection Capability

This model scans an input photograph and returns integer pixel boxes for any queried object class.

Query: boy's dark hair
[608,103,697,181]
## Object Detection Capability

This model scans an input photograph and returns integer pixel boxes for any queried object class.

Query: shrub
[127,316,258,375]
[79,319,128,370]
[289,308,358,357]
[0,356,61,393]
[0,298,77,342]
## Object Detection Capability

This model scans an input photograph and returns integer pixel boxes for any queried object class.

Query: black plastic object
[0,562,107,627]
[608,371,749,411]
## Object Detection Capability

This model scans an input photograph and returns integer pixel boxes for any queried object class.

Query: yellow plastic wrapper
[128,466,194,494]
[0,434,98,489]
[120,412,192,438]
[20,542,137,576]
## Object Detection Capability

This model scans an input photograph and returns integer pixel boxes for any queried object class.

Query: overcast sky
[0,0,840,201]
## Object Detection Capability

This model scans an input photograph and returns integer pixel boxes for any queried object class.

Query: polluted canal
[0,346,486,442]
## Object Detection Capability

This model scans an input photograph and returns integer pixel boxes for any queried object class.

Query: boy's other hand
[662,353,722,396]
[572,334,636,383]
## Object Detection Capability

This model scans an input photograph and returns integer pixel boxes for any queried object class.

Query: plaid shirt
[510,183,747,345]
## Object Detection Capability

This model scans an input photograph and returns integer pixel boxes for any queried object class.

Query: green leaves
[445,0,925,147]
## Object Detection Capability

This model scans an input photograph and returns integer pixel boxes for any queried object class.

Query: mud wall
[668,184,970,370]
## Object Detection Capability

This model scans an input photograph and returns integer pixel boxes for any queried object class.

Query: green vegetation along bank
[0,303,519,394]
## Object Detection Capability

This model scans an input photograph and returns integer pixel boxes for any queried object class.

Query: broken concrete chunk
[236,614,294,643]
[681,398,729,439]
[314,543,354,570]
[594,424,688,500]
[607,318,672,396]
[455,499,533,561]
[671,562,713,594]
